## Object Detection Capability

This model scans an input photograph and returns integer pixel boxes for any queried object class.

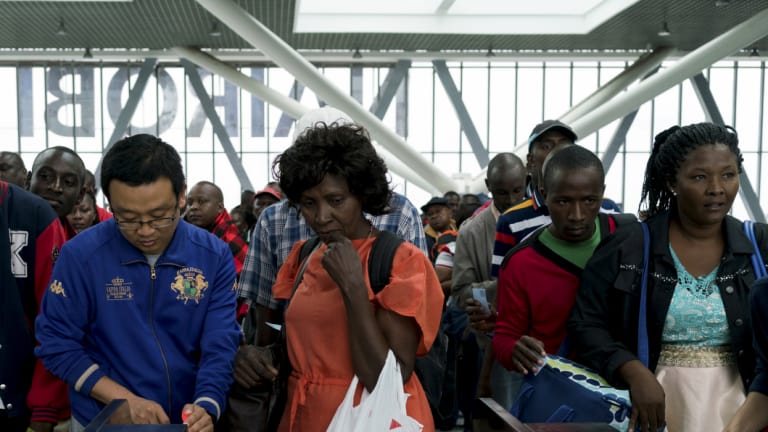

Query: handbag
[509,222,652,431]
[326,350,424,432]
[219,241,319,432]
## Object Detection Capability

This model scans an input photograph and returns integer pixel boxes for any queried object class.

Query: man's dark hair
[487,152,524,178]
[273,122,391,215]
[542,145,604,191]
[101,134,185,200]
[0,151,26,170]
[31,146,86,188]
[192,181,224,203]
[640,122,742,218]
[443,190,460,201]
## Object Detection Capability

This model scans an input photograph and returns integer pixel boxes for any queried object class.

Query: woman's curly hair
[273,122,392,215]
[639,122,743,218]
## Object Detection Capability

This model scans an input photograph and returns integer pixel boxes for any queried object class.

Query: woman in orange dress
[270,121,444,431]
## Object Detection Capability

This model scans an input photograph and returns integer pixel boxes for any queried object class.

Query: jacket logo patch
[106,276,134,301]
[171,267,208,304]
[49,280,66,297]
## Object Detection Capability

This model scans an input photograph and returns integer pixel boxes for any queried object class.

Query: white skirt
[655,345,745,432]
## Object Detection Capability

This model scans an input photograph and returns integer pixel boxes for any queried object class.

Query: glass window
[488,67,517,154]
[0,67,18,151]
[433,66,461,153]
[407,66,434,154]
[543,65,571,120]
[735,66,761,152]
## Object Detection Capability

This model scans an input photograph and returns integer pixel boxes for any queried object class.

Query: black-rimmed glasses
[114,214,177,231]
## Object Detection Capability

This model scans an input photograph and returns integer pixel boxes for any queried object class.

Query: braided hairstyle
[639,122,743,218]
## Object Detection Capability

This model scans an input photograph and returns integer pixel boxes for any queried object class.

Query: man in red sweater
[185,181,248,276]
[493,145,634,374]
[1,180,69,432]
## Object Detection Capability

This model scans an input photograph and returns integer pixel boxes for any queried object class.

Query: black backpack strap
[368,230,404,294]
[298,236,322,265]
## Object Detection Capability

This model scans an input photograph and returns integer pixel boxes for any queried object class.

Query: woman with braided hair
[568,122,768,432]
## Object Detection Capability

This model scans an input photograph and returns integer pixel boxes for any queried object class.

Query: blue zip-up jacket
[35,218,240,425]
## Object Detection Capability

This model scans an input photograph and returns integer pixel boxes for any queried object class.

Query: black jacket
[568,211,768,391]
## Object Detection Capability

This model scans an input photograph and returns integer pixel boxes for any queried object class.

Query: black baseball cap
[421,196,450,213]
[528,120,577,152]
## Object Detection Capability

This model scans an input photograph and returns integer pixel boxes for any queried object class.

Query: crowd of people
[2,107,768,432]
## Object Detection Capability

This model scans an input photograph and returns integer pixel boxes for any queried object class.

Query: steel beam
[690,73,726,124]
[601,66,661,173]
[370,60,411,119]
[468,8,768,192]
[433,60,490,167]
[181,59,254,191]
[351,66,363,103]
[94,57,157,189]
[600,110,639,175]
[175,48,436,193]
[689,72,765,222]
[561,47,672,124]
[195,0,454,194]
[571,7,768,141]
[467,47,673,191]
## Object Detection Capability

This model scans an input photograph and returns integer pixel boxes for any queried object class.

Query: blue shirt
[237,192,428,310]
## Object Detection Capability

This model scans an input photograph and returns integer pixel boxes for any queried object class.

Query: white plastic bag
[326,350,423,432]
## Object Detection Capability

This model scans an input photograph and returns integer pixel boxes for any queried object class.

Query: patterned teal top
[661,246,731,346]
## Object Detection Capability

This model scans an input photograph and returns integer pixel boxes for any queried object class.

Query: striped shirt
[490,189,621,277]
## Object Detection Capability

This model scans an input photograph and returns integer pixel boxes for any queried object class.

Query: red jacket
[493,213,631,370]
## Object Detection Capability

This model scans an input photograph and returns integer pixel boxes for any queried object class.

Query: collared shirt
[237,192,428,310]
[491,188,621,277]
[209,209,248,276]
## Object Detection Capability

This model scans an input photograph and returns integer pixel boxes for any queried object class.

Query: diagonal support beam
[433,60,490,167]
[174,48,435,193]
[690,73,726,124]
[601,109,640,175]
[561,48,672,125]
[689,72,765,222]
[466,47,672,192]
[195,0,454,194]
[95,57,157,188]
[181,59,253,191]
[572,7,768,138]
[601,66,661,173]
[370,60,411,119]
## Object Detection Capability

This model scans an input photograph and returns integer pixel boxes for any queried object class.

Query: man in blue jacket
[35,134,241,432]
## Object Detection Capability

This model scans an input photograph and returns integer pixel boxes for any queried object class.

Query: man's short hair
[31,146,86,188]
[101,134,185,200]
[0,151,26,170]
[542,145,604,190]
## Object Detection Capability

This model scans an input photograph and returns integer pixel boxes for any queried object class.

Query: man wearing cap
[422,196,457,264]
[185,180,248,276]
[490,120,621,279]
[479,120,621,408]
[251,185,281,223]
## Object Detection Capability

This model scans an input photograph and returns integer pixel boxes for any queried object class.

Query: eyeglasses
[114,213,178,231]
